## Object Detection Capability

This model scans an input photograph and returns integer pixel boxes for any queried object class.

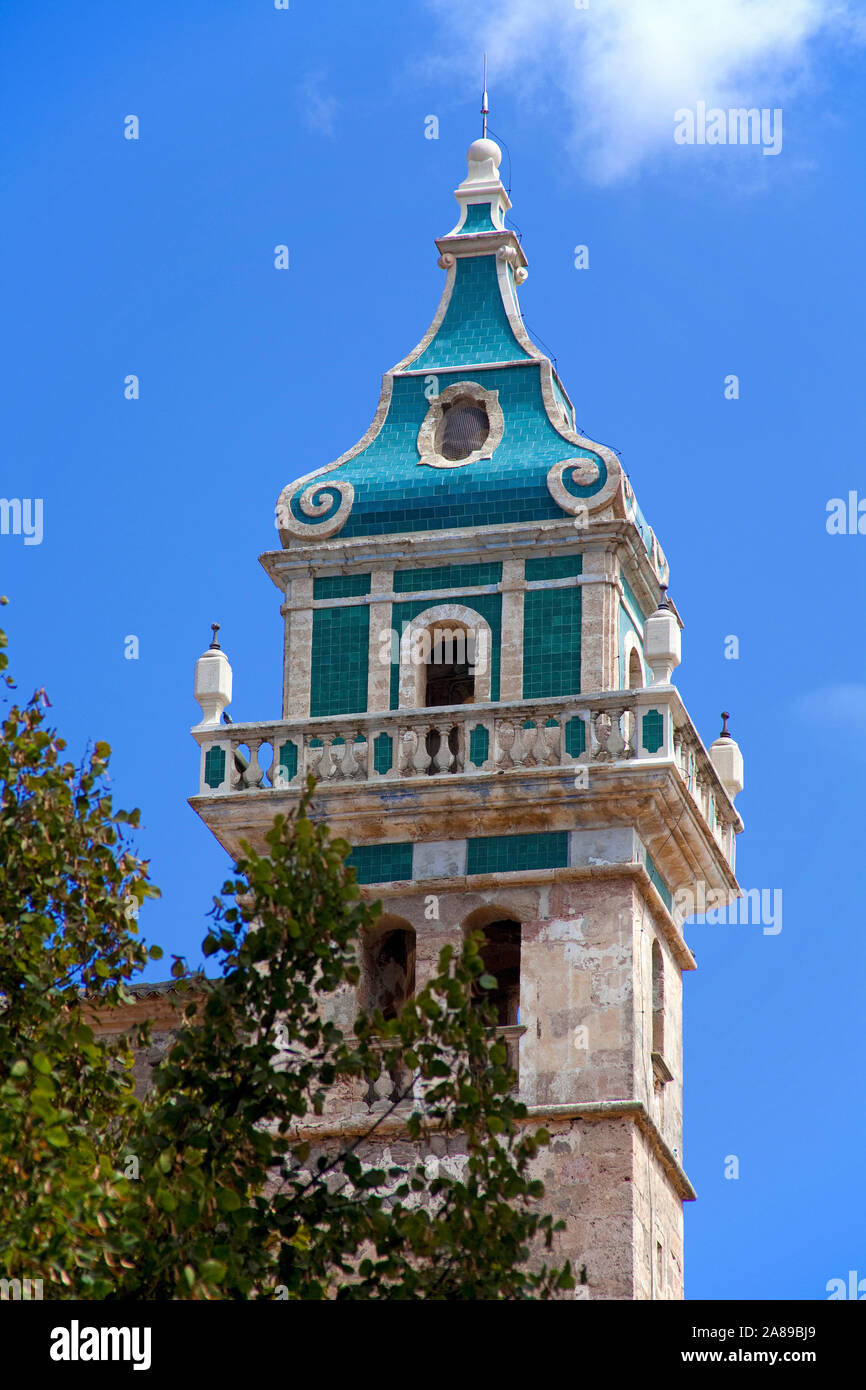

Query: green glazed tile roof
[411,255,531,371]
[295,362,608,541]
[277,149,661,556]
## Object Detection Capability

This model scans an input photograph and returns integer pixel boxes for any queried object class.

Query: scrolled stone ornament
[497,245,529,284]
[275,475,355,540]
[546,456,602,513]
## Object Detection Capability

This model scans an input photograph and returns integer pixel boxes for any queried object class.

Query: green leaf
[32,1052,52,1075]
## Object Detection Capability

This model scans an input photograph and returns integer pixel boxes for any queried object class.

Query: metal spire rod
[481,53,489,138]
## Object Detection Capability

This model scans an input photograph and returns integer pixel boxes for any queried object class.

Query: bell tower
[190,136,744,1300]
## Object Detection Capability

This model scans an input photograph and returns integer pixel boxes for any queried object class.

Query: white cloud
[426,0,859,181]
[297,72,340,139]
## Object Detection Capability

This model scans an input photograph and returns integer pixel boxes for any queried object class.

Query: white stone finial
[644,586,681,685]
[709,713,744,802]
[465,137,502,182]
[193,623,232,727]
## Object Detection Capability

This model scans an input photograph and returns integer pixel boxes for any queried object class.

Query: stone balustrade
[193,689,737,860]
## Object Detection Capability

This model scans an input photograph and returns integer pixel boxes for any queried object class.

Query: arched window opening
[425,627,476,708]
[362,923,416,1021]
[651,939,665,1056]
[440,399,490,462]
[423,625,475,771]
[628,647,643,690]
[471,919,521,1026]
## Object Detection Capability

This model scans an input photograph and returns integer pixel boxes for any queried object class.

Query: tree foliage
[0,608,571,1300]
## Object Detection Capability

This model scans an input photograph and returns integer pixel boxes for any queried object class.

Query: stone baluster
[496,719,516,769]
[432,721,453,774]
[413,725,432,775]
[606,706,626,759]
[339,735,359,780]
[305,735,323,781]
[452,718,466,773]
[399,727,419,776]
[246,740,265,789]
[320,734,338,782]
[591,708,612,760]
[542,717,561,766]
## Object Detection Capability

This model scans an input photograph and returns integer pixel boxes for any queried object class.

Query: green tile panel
[393,562,502,593]
[310,606,370,717]
[642,709,665,754]
[644,850,673,912]
[620,572,645,631]
[564,717,586,757]
[313,573,372,600]
[469,724,490,766]
[278,741,298,781]
[347,842,413,885]
[467,831,569,876]
[204,746,226,789]
[525,554,583,582]
[373,732,393,775]
[522,586,581,699]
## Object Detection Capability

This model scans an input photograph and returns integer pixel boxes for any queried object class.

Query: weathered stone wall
[91,870,693,1300]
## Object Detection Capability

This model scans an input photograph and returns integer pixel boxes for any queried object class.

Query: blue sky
[2,0,865,1300]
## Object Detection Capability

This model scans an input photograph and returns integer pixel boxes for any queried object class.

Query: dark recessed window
[440,400,489,461]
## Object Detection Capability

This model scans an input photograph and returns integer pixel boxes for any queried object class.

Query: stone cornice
[259,518,665,608]
[286,1098,696,1202]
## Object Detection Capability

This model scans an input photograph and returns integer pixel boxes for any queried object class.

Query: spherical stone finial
[467,137,502,168]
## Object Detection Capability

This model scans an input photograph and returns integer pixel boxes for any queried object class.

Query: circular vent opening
[440,400,490,462]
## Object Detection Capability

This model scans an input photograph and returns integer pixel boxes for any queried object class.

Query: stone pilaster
[283,575,313,719]
[367,567,393,713]
[580,544,619,691]
[499,558,525,701]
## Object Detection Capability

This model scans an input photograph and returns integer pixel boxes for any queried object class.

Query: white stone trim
[416,380,504,470]
[397,603,493,708]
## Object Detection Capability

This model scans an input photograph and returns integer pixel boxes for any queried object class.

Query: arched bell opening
[462,908,522,1027]
[360,916,416,1022]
